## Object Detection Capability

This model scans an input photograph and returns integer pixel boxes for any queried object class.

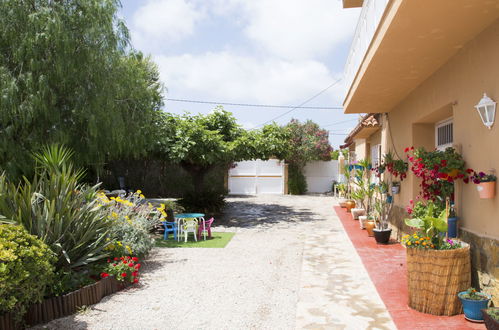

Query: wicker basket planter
[406,243,471,316]
[0,276,131,330]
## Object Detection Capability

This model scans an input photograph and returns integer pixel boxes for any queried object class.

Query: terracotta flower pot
[477,182,496,199]
[365,220,375,236]
[345,200,356,212]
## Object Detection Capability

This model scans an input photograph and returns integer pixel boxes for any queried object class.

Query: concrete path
[295,198,395,329]
[35,195,395,330]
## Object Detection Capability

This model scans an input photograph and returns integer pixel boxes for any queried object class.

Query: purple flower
[447,239,454,244]
[473,179,481,184]
[479,172,486,177]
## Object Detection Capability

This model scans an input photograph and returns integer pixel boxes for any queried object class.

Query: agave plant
[0,145,112,271]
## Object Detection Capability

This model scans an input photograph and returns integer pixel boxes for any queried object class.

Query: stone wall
[460,229,499,306]
[389,207,499,306]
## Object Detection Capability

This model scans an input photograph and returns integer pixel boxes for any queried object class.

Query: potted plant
[373,183,393,244]
[403,201,471,316]
[350,190,366,220]
[352,159,375,225]
[458,288,491,322]
[470,171,496,199]
[383,151,409,180]
[337,183,348,207]
[391,181,400,194]
[482,307,499,329]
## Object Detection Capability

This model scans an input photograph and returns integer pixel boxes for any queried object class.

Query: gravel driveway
[36,195,394,330]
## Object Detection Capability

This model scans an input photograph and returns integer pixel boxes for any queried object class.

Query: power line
[322,118,358,127]
[165,98,343,110]
[252,77,343,129]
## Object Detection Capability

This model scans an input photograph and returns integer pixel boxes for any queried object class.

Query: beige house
[341,0,499,302]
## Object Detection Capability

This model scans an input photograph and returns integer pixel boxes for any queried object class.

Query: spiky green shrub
[0,224,55,319]
[0,145,112,271]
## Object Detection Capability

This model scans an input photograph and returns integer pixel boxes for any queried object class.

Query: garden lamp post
[474,93,496,129]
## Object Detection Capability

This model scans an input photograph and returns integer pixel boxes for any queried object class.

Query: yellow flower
[139,194,145,199]
[136,190,142,194]
[126,245,133,254]
[148,203,153,209]
[407,242,412,246]
[117,241,123,247]
[111,212,118,218]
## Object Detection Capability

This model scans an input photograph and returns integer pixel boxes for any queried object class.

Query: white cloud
[209,0,360,60]
[155,51,343,105]
[132,0,203,48]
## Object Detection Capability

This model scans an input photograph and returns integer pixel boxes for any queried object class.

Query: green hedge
[0,224,55,319]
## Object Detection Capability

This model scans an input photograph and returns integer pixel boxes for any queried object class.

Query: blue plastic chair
[163,221,177,240]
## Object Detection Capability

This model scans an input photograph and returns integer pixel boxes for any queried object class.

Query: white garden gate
[228,159,284,195]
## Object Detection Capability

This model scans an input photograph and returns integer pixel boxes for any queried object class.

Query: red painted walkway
[333,206,484,330]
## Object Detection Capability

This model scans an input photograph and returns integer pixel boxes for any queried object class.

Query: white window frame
[435,118,453,151]
[370,144,382,167]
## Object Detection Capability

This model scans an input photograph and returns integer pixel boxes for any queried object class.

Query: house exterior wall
[380,19,499,302]
[353,138,368,160]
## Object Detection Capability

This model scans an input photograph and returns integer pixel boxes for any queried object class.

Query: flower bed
[0,276,131,329]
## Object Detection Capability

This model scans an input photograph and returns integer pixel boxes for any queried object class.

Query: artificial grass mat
[155,232,235,248]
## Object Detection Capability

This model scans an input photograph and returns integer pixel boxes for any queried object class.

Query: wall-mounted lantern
[474,93,496,129]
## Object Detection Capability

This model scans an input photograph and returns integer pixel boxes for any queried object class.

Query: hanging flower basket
[406,243,471,315]
[477,181,496,199]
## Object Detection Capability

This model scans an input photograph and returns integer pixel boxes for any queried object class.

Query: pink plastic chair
[198,217,214,240]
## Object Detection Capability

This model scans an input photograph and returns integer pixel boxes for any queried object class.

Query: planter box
[406,243,471,316]
[0,277,131,329]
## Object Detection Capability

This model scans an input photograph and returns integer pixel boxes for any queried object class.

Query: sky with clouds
[119,0,362,148]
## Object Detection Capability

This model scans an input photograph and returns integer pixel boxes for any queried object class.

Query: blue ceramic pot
[458,291,491,321]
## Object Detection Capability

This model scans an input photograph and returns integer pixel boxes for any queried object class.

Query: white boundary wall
[303,160,339,193]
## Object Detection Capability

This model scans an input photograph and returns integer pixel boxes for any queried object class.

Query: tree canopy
[0,0,163,179]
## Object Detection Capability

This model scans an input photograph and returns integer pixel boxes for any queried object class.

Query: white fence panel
[304,160,339,193]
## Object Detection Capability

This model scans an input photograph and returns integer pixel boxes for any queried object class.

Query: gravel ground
[36,195,327,330]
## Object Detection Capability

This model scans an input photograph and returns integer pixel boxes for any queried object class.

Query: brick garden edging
[0,277,131,330]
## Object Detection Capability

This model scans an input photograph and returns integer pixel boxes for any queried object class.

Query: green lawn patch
[155,232,235,248]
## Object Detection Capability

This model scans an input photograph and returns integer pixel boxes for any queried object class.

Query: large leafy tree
[283,119,333,194]
[155,107,289,192]
[0,0,163,179]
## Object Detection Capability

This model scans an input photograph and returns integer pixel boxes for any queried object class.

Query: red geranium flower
[135,263,141,270]
[121,273,127,277]
[128,263,134,267]
[114,257,119,261]
[404,147,409,153]
[133,278,139,284]
[132,271,138,277]
[132,257,139,262]
[100,272,109,278]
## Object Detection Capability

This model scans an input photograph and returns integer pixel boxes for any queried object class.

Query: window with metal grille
[435,119,453,151]
[371,144,382,167]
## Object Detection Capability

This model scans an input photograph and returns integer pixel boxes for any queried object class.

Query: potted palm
[403,201,471,316]
[373,182,393,244]
[350,189,366,220]
[352,159,375,229]
[457,288,491,322]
